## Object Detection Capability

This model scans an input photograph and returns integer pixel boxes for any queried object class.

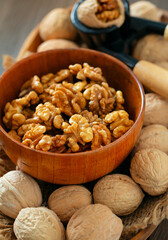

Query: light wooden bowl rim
[0,48,145,156]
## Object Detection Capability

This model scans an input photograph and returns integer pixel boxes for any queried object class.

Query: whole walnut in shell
[130,148,168,196]
[14,207,65,240]
[77,0,125,28]
[133,35,168,70]
[133,124,168,155]
[143,93,168,127]
[39,8,77,41]
[0,170,42,218]
[93,174,144,216]
[48,185,92,223]
[66,204,123,240]
[130,1,160,21]
[37,39,79,52]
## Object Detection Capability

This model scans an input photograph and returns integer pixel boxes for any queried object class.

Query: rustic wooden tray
[15,8,168,240]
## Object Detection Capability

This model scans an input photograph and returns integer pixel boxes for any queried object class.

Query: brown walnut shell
[93,174,144,216]
[48,185,92,223]
[0,170,42,218]
[130,148,168,196]
[66,204,123,240]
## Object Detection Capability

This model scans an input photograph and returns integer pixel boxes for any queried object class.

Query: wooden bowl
[0,49,145,184]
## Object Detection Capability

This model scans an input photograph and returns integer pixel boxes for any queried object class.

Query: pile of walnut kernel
[3,63,134,153]
[96,0,120,22]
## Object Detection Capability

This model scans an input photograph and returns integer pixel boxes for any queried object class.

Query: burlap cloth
[0,145,167,240]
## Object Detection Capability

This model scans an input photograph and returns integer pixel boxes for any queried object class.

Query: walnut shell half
[0,170,42,218]
[77,0,125,29]
[48,185,92,223]
[93,174,144,216]
[14,207,65,240]
[66,204,123,240]
[130,148,168,196]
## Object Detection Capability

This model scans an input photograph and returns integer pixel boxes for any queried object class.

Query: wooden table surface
[0,0,168,239]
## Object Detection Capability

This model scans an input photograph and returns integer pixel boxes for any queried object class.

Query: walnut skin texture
[66,204,123,240]
[14,207,65,240]
[93,174,144,216]
[130,148,168,196]
[48,185,92,223]
[0,170,42,218]
[133,124,168,155]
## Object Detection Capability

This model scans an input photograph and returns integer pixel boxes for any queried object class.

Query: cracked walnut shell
[66,204,123,240]
[14,207,65,240]
[77,0,125,28]
[93,174,144,216]
[130,148,168,196]
[0,170,42,219]
[48,185,92,223]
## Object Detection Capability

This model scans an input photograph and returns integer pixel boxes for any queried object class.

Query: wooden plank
[131,225,158,240]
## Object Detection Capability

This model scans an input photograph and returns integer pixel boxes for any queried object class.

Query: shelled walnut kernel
[3,63,134,153]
